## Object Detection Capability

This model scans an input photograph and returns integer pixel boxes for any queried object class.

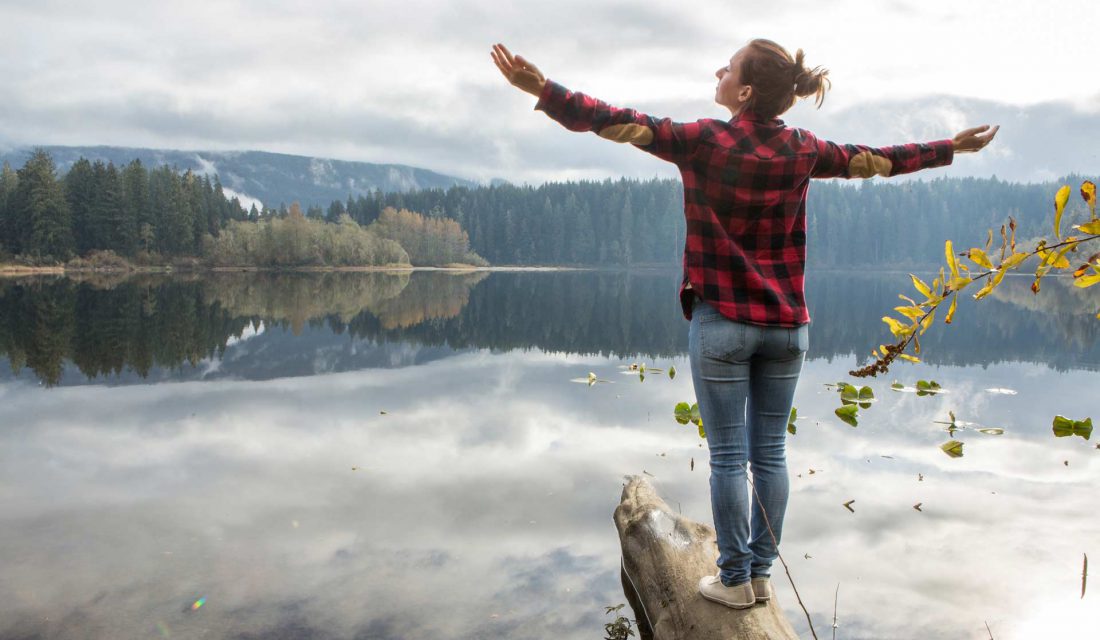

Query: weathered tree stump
[614,475,800,640]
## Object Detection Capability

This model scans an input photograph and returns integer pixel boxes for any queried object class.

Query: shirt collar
[732,110,783,126]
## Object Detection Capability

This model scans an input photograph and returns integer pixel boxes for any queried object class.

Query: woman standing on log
[491,40,997,609]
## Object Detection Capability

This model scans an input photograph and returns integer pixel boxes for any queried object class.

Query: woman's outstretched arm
[812,125,999,179]
[491,43,704,166]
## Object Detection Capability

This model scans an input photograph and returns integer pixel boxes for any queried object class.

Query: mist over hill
[0,146,477,210]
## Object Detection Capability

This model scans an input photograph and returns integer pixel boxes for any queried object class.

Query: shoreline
[0,264,597,278]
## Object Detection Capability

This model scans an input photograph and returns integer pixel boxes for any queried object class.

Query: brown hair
[738,39,830,119]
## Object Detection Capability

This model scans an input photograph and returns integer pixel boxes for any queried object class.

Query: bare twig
[985,620,994,639]
[1083,553,1089,599]
[832,584,839,640]
[745,465,819,640]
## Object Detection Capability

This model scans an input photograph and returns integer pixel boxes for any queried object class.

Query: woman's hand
[491,43,546,97]
[953,124,1000,153]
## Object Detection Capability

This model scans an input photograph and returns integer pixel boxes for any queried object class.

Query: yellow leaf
[1001,252,1030,270]
[1076,220,1100,235]
[882,316,912,338]
[968,248,994,270]
[898,354,921,363]
[1083,180,1097,219]
[1054,185,1071,240]
[973,278,996,300]
[920,308,937,332]
[945,294,959,324]
[1038,247,1071,269]
[1075,273,1100,288]
[945,240,959,278]
[894,305,925,320]
[948,277,972,291]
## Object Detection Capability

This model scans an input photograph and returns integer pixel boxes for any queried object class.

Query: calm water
[1,270,1097,639]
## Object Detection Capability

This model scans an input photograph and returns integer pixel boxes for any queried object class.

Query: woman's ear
[738,85,752,106]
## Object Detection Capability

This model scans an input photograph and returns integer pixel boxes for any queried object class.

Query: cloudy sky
[1,0,1096,184]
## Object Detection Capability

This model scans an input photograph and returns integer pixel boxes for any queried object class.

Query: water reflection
[1,271,1099,387]
[1,271,1098,639]
[1,350,1097,638]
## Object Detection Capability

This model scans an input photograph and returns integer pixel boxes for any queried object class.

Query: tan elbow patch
[597,123,654,146]
[848,151,893,179]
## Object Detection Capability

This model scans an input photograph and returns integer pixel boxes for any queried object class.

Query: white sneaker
[698,574,756,609]
[751,577,771,603]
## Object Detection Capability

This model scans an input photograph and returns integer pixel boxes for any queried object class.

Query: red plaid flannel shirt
[535,80,954,326]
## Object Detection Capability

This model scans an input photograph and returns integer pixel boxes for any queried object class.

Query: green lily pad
[835,404,859,427]
[1053,415,1093,440]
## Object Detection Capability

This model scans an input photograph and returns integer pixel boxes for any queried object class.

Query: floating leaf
[842,499,855,513]
[840,383,860,405]
[891,381,904,390]
[977,428,1005,435]
[1052,415,1093,440]
[858,386,875,409]
[674,402,694,425]
[916,380,942,396]
[588,372,598,386]
[787,407,798,435]
[940,440,965,458]
[668,365,676,380]
[1055,184,1072,240]
[835,404,859,427]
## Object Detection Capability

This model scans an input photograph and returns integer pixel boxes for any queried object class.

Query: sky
[0,0,1097,184]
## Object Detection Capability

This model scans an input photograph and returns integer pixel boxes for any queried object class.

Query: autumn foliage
[368,207,487,267]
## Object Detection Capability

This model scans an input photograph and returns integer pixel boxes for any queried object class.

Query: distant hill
[0,146,478,210]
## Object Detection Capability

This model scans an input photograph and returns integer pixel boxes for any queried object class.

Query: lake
[1,270,1097,639]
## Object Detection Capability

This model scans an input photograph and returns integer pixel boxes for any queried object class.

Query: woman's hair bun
[791,48,830,107]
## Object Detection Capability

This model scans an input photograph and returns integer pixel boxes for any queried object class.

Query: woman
[491,40,997,610]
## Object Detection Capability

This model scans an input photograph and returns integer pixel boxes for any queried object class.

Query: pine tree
[12,150,74,259]
[0,161,19,255]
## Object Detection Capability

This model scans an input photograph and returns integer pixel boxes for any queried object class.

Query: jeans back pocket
[787,324,810,355]
[700,314,748,361]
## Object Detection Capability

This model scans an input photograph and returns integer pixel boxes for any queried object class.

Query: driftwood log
[613,475,800,640]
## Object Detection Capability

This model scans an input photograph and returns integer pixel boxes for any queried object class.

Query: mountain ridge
[0,145,479,210]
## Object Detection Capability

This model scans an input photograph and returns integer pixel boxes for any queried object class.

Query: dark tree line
[0,150,248,261]
[328,175,1093,268]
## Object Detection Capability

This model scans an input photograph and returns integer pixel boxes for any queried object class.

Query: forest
[0,149,1093,269]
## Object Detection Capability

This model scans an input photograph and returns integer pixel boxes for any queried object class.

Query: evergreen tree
[11,150,73,259]
[0,162,18,255]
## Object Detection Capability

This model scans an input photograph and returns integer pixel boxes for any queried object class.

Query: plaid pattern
[535,80,954,326]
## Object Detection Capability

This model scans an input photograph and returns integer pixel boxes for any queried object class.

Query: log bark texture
[613,475,801,640]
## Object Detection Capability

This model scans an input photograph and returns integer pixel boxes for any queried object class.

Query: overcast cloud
[0,0,1096,184]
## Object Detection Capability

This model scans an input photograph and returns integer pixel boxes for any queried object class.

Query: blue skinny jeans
[688,299,808,587]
